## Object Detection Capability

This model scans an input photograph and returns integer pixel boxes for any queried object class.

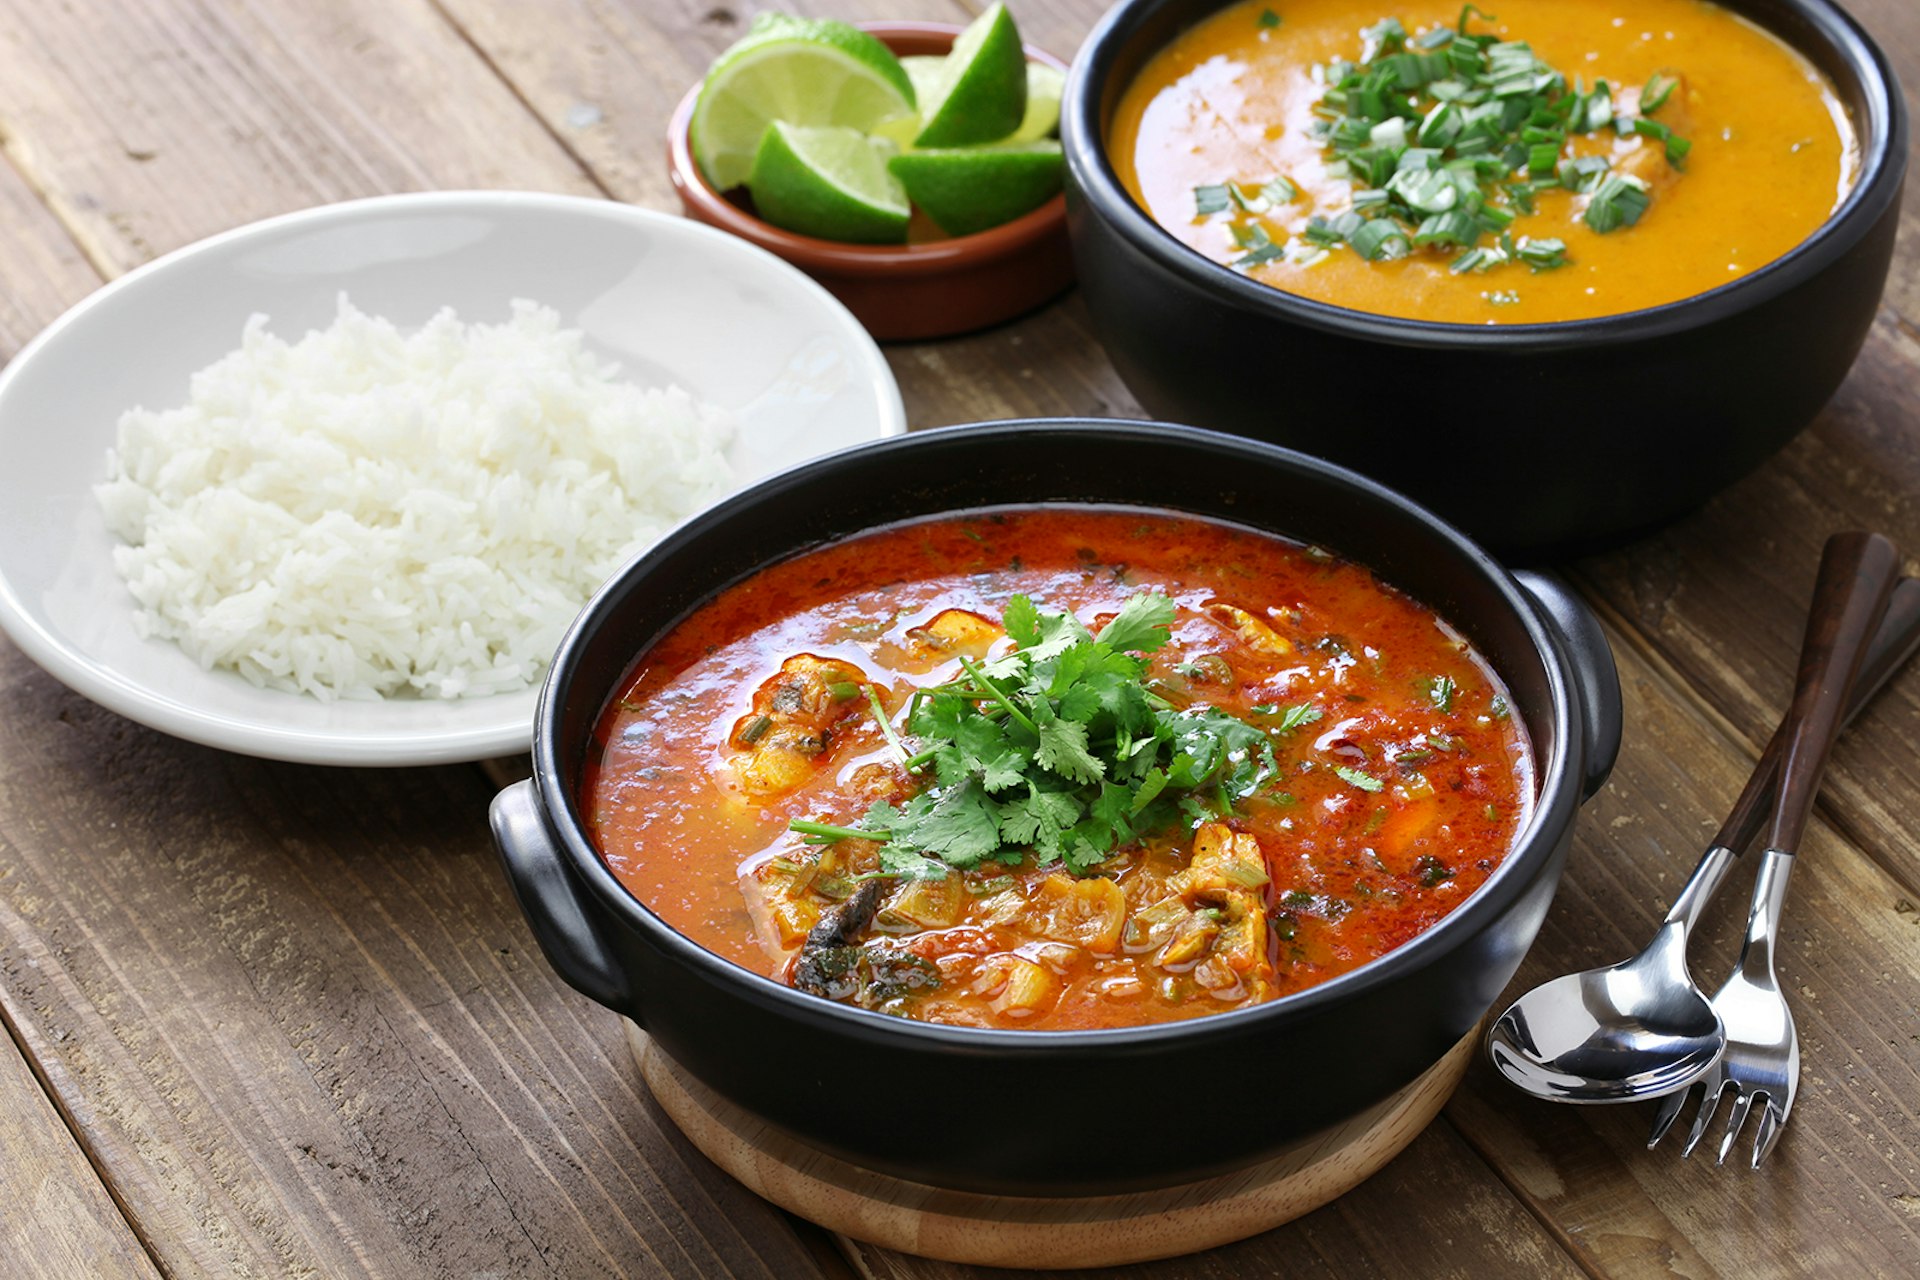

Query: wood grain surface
[0,1,1916,1277]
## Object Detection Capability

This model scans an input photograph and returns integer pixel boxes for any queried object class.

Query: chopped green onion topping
[1641,71,1680,114]
[1194,183,1233,217]
[1584,173,1651,233]
[1515,236,1568,270]
[1305,7,1688,280]
[1258,6,1281,29]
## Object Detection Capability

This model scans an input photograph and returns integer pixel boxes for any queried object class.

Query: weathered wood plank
[0,0,600,278]
[0,664,842,1279]
[1578,316,1920,898]
[0,1006,160,1280]
[1447,632,1920,1278]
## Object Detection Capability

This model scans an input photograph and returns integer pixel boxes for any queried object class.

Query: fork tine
[1647,1083,1695,1148]
[1716,1091,1759,1165]
[1751,1102,1786,1168]
[1680,1080,1725,1158]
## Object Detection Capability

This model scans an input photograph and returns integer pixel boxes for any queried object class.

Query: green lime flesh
[692,14,915,191]
[749,122,911,244]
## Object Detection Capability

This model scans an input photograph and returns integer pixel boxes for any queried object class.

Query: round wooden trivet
[628,1020,1479,1269]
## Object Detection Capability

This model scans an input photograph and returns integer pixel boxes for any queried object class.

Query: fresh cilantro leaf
[1034,704,1105,785]
[1003,594,1040,647]
[1097,593,1177,653]
[1274,703,1324,732]
[880,846,952,881]
[1334,764,1385,792]
[901,780,1003,866]
[1131,766,1170,813]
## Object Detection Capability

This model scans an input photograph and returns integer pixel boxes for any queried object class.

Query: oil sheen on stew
[583,508,1533,1030]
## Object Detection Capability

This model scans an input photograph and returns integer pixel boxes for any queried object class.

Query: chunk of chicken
[1175,823,1272,900]
[729,654,869,798]
[974,953,1060,1019]
[1206,601,1291,658]
[907,608,1003,659]
[1031,872,1128,953]
[1148,823,1278,998]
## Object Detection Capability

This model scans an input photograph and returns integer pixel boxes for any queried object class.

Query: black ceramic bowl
[490,420,1621,1196]
[1061,0,1908,559]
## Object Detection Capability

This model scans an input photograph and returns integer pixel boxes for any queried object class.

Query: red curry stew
[582,507,1532,1030]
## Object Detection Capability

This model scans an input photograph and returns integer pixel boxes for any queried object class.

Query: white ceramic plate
[0,192,906,766]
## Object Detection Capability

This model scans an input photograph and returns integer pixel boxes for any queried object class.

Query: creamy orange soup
[1110,0,1856,323]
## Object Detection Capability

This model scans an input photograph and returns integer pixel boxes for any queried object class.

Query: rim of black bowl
[530,420,1584,1052]
[1060,0,1909,348]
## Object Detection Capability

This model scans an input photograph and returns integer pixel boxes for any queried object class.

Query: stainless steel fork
[1648,532,1900,1167]
[1646,848,1798,1165]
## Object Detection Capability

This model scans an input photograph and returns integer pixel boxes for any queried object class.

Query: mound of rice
[94,297,736,701]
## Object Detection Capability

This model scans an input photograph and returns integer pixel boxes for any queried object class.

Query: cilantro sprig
[790,594,1279,879]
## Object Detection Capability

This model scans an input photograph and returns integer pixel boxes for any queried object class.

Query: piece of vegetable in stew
[582,506,1533,1030]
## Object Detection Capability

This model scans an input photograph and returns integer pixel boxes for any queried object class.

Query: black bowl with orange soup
[489,420,1622,1195]
[1061,0,1907,557]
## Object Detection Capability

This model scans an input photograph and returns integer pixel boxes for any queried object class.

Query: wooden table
[2,1,1916,1276]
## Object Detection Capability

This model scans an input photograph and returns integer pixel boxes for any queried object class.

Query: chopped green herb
[1334,764,1386,792]
[790,594,1278,877]
[827,681,860,702]
[1274,703,1325,733]
[1415,854,1455,886]
[1490,693,1510,720]
[1641,70,1680,114]
[739,714,773,744]
[1309,7,1687,275]
[1259,7,1282,29]
[1427,674,1457,712]
[1583,172,1651,233]
[1229,219,1288,268]
[1194,183,1233,217]
[1259,174,1299,205]
[1515,236,1568,271]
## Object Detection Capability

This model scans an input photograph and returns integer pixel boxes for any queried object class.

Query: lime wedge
[888,140,1063,237]
[1008,63,1066,143]
[900,54,948,109]
[913,3,1028,148]
[692,13,916,192]
[869,55,947,148]
[748,122,911,244]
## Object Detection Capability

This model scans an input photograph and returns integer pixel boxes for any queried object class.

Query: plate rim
[0,190,908,767]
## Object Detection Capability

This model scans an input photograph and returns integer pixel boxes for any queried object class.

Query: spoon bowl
[1488,913,1726,1103]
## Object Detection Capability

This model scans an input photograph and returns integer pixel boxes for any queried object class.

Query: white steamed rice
[95,297,736,701]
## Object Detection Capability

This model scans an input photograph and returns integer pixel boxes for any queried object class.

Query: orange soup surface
[1110,0,1856,323]
[583,508,1533,1030]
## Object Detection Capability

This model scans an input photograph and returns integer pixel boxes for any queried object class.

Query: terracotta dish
[667,23,1075,342]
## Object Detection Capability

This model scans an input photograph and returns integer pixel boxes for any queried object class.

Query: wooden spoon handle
[1712,575,1920,852]
[1763,532,1900,854]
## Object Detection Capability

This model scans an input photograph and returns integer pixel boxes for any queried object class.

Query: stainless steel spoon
[1487,563,1918,1104]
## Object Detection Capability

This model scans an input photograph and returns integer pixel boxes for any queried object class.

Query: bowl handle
[1513,570,1622,802]
[490,779,640,1021]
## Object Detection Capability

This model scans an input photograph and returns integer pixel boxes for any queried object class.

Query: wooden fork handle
[1713,575,1920,852]
[1763,532,1900,854]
